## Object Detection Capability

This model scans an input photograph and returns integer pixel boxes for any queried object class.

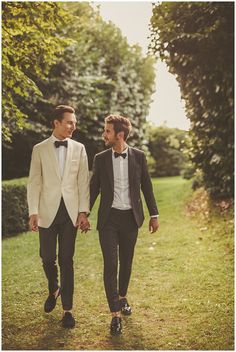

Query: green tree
[2,2,72,142]
[147,125,187,177]
[23,3,156,166]
[150,2,234,198]
[2,2,156,178]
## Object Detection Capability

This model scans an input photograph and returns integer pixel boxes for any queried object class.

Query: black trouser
[39,198,77,311]
[99,208,138,313]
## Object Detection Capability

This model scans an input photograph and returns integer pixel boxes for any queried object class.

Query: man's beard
[105,141,113,148]
[104,139,116,147]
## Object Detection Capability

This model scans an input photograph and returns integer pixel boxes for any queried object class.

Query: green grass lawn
[2,176,234,350]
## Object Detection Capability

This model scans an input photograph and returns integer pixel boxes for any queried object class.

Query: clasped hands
[29,213,157,234]
[76,212,91,233]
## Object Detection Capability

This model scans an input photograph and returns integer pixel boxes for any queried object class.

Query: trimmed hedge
[2,184,29,236]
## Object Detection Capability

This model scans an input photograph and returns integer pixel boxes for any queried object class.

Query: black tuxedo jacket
[90,147,158,230]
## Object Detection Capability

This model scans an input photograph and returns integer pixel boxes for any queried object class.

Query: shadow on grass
[34,314,74,350]
[30,315,146,350]
[3,316,147,351]
[105,316,146,350]
[3,313,79,351]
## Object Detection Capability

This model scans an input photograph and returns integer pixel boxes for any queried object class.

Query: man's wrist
[79,212,87,215]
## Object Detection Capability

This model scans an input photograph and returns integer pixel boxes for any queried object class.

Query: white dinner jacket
[27,135,90,228]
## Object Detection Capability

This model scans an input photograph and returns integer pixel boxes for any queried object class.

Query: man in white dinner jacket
[27,105,90,328]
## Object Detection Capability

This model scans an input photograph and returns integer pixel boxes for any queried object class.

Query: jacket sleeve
[140,152,159,216]
[27,146,42,216]
[90,154,101,211]
[77,145,90,213]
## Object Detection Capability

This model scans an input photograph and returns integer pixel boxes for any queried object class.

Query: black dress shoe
[120,299,132,316]
[62,312,75,328]
[110,316,122,335]
[44,288,60,313]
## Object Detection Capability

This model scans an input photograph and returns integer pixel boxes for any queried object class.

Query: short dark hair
[51,105,75,126]
[105,114,132,140]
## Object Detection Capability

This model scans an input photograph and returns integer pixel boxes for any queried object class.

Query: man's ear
[53,119,59,128]
[117,131,125,140]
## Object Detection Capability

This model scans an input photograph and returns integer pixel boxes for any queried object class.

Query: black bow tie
[54,140,68,148]
[114,152,127,159]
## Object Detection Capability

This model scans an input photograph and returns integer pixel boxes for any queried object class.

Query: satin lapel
[128,147,135,188]
[47,136,61,180]
[105,149,114,190]
[62,139,72,180]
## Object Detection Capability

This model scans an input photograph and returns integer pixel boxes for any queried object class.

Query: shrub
[182,162,196,180]
[2,184,28,236]
[192,170,204,191]
[148,125,187,177]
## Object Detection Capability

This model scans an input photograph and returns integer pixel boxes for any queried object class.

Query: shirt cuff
[150,215,159,218]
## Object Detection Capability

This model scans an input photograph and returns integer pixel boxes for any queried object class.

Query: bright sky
[93,1,190,130]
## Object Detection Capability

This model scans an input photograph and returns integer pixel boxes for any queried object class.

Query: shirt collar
[112,146,128,155]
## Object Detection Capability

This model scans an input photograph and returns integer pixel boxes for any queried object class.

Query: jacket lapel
[105,149,114,190]
[128,147,135,188]
[47,136,61,180]
[62,139,72,180]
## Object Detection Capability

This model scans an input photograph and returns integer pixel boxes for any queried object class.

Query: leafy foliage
[2,2,72,142]
[147,125,187,177]
[32,3,156,166]
[150,2,234,198]
[2,2,156,177]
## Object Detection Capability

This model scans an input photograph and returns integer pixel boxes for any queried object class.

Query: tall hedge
[2,184,28,236]
[150,2,234,199]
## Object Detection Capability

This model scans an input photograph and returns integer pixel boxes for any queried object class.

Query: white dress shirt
[52,134,68,178]
[111,147,132,210]
[111,146,158,218]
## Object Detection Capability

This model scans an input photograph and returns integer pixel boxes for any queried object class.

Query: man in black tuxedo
[90,115,159,335]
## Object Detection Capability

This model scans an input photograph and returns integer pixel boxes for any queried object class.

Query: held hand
[76,213,91,233]
[149,217,159,234]
[29,214,39,232]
